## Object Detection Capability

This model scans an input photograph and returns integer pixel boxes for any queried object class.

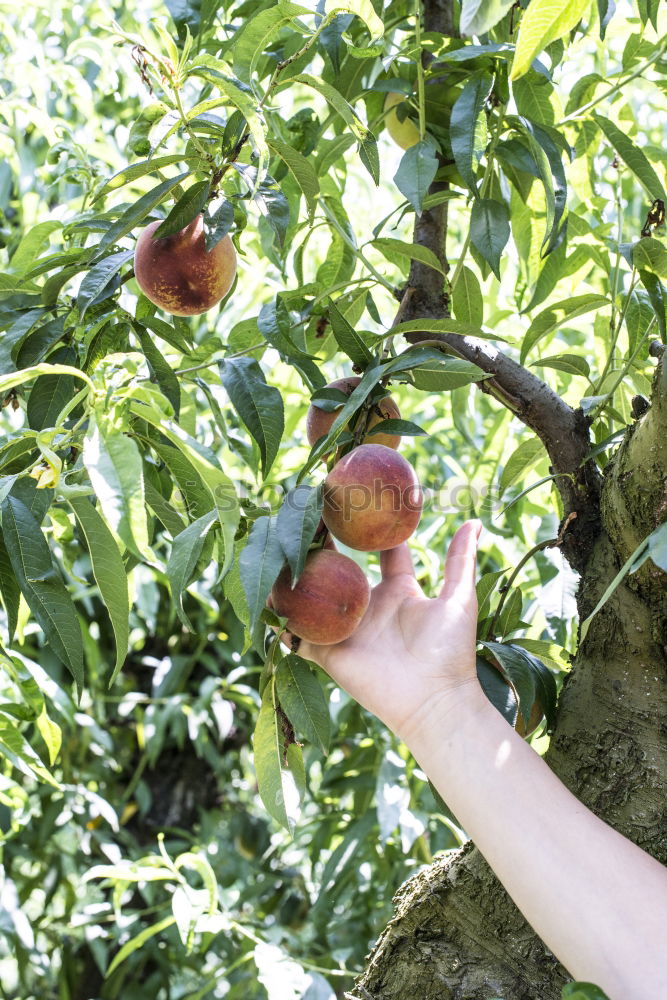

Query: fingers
[380,542,415,581]
[438,520,482,604]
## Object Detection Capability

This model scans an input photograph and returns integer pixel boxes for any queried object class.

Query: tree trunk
[346,360,667,999]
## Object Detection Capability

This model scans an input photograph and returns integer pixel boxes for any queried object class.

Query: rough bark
[343,0,667,995]
[346,358,667,1000]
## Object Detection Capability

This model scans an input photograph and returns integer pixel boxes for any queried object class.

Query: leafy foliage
[0,0,665,995]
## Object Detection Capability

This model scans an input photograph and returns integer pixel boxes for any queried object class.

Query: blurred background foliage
[0,0,665,996]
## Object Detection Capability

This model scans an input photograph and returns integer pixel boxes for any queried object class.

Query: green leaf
[93,155,191,201]
[470,198,510,278]
[520,294,609,363]
[133,322,181,417]
[450,75,492,195]
[517,118,567,256]
[253,680,296,832]
[511,0,591,80]
[637,270,666,340]
[219,357,284,478]
[366,418,427,438]
[153,180,210,239]
[77,249,134,319]
[393,141,439,216]
[36,704,62,766]
[476,655,518,727]
[9,221,62,276]
[390,318,497,339]
[499,438,545,495]
[451,266,483,326]
[0,718,60,787]
[232,3,309,84]
[82,416,152,561]
[533,353,590,377]
[276,655,331,753]
[95,172,189,255]
[593,115,667,203]
[371,238,446,276]
[632,237,667,278]
[275,485,323,583]
[324,0,384,41]
[1,496,83,691]
[291,74,378,183]
[268,138,320,218]
[460,0,515,35]
[0,531,20,640]
[203,198,234,251]
[562,983,611,1000]
[26,346,77,431]
[411,359,489,390]
[166,510,218,631]
[257,297,317,361]
[190,60,268,168]
[328,299,375,367]
[106,916,177,978]
[0,309,47,376]
[131,403,239,576]
[239,516,285,634]
[68,497,130,684]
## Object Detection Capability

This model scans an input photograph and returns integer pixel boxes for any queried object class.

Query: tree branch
[396,0,602,573]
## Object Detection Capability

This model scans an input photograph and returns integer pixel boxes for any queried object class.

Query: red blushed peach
[134,213,237,316]
[306,377,401,450]
[270,549,370,645]
[322,443,422,551]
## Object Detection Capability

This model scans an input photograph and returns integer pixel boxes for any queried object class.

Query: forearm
[402,682,667,1000]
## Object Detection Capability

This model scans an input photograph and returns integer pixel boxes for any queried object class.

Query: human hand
[292,519,483,743]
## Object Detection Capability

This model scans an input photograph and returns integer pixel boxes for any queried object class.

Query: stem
[560,38,667,124]
[487,536,560,640]
[591,316,656,421]
[321,201,395,292]
[414,0,426,141]
[172,83,212,161]
[598,271,639,389]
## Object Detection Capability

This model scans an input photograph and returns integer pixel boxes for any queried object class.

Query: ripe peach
[134,213,237,316]
[270,549,370,645]
[322,443,422,551]
[306,377,401,450]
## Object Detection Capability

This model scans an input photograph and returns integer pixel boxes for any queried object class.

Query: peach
[322,443,422,551]
[134,213,236,316]
[306,377,401,450]
[270,549,370,645]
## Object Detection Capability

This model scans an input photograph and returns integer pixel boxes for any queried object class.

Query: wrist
[395,675,490,753]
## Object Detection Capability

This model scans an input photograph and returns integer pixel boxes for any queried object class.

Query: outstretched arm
[297,523,667,1000]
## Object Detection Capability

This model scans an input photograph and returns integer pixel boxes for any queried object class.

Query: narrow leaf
[470,198,510,278]
[275,485,323,583]
[69,497,130,684]
[219,357,284,478]
[166,510,218,631]
[239,516,285,633]
[276,655,331,753]
[1,496,83,690]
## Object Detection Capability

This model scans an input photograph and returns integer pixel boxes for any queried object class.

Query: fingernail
[470,518,483,539]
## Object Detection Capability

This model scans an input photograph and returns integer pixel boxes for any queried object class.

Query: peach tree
[0,0,666,997]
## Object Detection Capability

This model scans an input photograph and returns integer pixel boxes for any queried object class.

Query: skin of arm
[294,521,667,1000]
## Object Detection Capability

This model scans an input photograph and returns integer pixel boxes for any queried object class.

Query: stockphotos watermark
[171,479,506,519]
